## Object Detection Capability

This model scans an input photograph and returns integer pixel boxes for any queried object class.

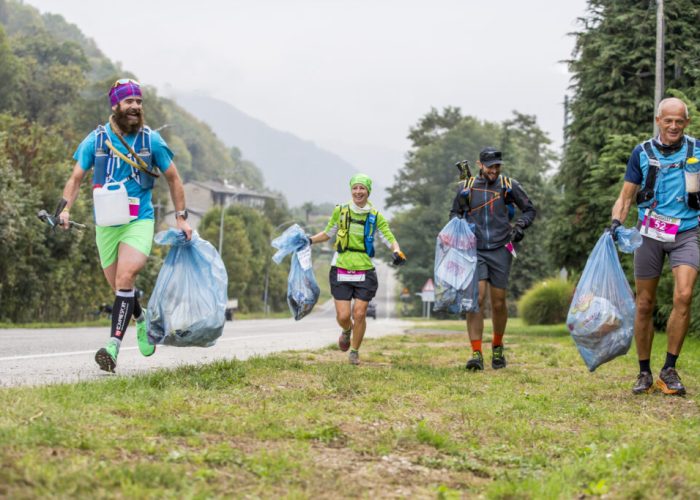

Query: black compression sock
[110,289,135,340]
[663,352,678,370]
[639,359,651,374]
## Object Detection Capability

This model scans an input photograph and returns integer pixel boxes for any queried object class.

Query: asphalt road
[0,260,410,387]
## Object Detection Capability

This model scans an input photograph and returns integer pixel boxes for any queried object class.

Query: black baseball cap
[479,147,503,167]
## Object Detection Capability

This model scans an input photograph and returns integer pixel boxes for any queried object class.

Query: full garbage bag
[567,231,635,371]
[433,218,479,314]
[147,229,228,347]
[271,224,320,320]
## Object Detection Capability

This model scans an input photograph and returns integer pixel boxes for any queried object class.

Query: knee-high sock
[111,289,135,340]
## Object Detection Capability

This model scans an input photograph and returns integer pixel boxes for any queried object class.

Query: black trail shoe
[466,351,484,371]
[338,329,351,352]
[492,345,507,370]
[632,371,654,394]
[657,367,686,396]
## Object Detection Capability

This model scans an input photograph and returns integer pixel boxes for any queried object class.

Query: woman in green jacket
[308,174,405,365]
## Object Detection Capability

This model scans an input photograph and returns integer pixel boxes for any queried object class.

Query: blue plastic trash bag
[567,232,635,371]
[433,218,479,314]
[271,224,320,320]
[147,229,228,347]
[614,226,643,254]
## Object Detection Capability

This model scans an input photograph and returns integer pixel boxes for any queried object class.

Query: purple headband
[109,79,142,106]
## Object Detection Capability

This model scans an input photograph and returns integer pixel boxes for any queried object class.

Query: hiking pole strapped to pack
[37,198,86,230]
[455,160,472,181]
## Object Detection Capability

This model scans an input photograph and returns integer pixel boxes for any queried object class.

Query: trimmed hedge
[518,279,574,325]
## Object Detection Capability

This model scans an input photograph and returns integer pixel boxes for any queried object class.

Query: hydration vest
[92,125,156,190]
[334,204,379,257]
[636,137,696,209]
[459,175,515,220]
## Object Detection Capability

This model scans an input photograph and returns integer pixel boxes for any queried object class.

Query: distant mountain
[171,92,374,207]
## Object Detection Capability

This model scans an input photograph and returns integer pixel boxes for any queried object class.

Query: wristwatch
[175,209,188,220]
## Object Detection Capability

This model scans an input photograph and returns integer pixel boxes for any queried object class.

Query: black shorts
[476,245,513,289]
[329,266,378,302]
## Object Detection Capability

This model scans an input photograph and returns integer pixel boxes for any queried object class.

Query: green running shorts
[95,219,154,268]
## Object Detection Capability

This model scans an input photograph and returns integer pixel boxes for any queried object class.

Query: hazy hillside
[171,92,380,207]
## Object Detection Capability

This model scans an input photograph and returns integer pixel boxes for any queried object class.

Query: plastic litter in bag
[433,218,479,314]
[614,226,643,254]
[567,232,635,371]
[271,224,320,321]
[147,229,228,347]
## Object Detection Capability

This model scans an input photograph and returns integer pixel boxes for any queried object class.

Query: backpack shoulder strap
[467,176,476,189]
[139,126,152,152]
[686,136,695,159]
[500,175,512,191]
[95,125,108,153]
[641,139,661,191]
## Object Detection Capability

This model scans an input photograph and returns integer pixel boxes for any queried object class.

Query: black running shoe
[632,371,654,394]
[338,329,351,352]
[466,351,484,371]
[492,345,506,369]
[657,367,686,396]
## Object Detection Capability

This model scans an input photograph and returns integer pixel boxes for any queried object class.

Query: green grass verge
[1,322,698,498]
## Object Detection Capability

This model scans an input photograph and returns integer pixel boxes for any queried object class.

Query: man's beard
[112,105,144,135]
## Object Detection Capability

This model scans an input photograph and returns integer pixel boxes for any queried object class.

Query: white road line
[0,331,326,362]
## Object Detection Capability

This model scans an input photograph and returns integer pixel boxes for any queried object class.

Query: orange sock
[470,339,482,353]
[492,333,504,348]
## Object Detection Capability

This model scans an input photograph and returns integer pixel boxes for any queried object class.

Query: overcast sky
[28,0,589,171]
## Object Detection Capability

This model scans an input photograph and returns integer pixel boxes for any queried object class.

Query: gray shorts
[634,227,700,279]
[477,245,513,289]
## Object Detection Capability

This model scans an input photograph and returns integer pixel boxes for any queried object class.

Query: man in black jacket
[450,147,536,371]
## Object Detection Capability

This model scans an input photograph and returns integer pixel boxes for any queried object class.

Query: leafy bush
[518,279,574,325]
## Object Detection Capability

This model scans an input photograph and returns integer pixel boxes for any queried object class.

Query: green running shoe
[95,338,119,373]
[466,350,484,371]
[492,345,507,369]
[136,318,155,357]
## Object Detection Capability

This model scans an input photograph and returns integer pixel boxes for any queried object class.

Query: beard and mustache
[111,104,144,135]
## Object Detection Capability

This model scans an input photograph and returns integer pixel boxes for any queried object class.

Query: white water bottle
[93,182,130,226]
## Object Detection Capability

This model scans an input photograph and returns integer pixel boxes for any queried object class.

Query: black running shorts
[329,266,378,302]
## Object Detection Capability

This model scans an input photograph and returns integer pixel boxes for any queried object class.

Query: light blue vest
[637,136,700,231]
[92,125,156,190]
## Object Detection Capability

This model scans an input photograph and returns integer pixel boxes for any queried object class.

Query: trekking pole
[37,199,86,230]
[454,160,472,181]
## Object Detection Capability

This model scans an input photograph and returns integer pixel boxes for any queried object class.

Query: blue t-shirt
[624,136,700,231]
[73,123,174,221]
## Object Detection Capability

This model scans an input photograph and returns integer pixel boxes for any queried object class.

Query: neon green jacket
[324,203,396,271]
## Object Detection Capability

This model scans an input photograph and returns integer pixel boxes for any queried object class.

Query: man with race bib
[609,97,700,396]
[59,78,192,373]
[307,174,405,365]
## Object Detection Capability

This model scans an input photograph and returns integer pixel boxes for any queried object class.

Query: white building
[163,180,279,230]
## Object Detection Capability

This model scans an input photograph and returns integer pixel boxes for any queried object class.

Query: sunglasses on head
[112,78,140,88]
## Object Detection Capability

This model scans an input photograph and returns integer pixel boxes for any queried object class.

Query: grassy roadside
[1,320,698,498]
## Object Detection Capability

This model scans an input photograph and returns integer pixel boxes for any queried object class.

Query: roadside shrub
[518,279,574,325]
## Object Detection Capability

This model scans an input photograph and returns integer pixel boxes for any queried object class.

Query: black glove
[392,251,407,266]
[607,219,622,241]
[510,222,525,243]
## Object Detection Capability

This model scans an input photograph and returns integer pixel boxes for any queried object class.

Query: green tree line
[0,0,288,322]
[385,0,700,338]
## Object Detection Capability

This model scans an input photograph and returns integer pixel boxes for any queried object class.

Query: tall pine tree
[551,0,700,271]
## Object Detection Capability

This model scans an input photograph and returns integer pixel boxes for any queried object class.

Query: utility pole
[218,198,225,256]
[653,0,664,136]
[563,94,570,149]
